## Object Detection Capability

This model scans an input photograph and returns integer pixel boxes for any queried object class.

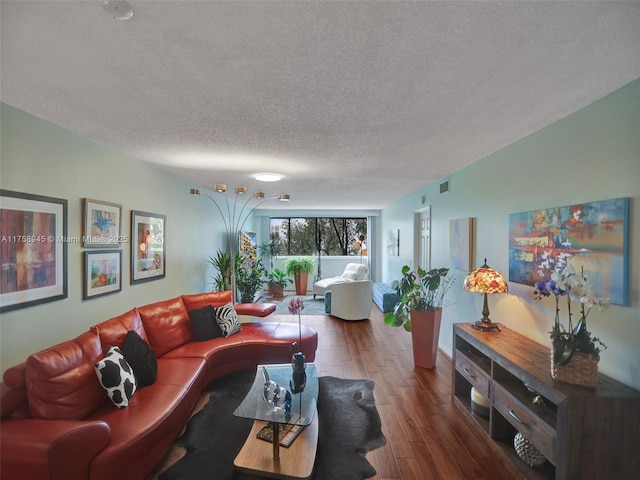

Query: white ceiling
[2,1,639,210]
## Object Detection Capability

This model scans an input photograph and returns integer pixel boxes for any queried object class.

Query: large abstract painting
[509,197,629,305]
[1,190,68,312]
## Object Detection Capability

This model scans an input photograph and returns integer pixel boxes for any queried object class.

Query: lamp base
[473,319,502,332]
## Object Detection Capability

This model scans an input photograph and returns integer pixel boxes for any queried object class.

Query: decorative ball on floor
[514,432,546,467]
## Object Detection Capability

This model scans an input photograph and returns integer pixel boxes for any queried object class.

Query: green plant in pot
[533,264,608,387]
[235,253,267,303]
[208,249,232,292]
[385,265,454,369]
[264,268,291,298]
[283,257,315,295]
[258,238,282,273]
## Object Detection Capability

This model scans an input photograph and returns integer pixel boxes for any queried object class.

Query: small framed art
[131,210,166,284]
[82,198,123,247]
[387,229,399,256]
[84,250,122,299]
[450,217,473,271]
[0,190,68,312]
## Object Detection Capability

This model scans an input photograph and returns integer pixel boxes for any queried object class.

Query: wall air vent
[440,178,450,194]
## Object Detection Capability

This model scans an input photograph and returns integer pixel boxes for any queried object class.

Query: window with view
[270,218,367,257]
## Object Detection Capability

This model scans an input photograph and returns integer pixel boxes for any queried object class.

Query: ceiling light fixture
[255,173,282,182]
[102,1,134,21]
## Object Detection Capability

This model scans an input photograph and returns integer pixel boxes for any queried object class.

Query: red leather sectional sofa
[0,291,317,480]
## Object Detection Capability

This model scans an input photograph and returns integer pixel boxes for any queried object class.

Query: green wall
[381,79,640,390]
[2,79,639,389]
[0,103,224,373]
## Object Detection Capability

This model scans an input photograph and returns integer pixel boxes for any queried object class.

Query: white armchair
[313,263,369,298]
[326,280,373,321]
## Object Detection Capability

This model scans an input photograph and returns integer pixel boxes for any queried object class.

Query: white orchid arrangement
[533,264,609,365]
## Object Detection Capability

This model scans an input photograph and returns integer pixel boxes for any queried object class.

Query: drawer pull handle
[509,409,530,428]
[463,367,476,379]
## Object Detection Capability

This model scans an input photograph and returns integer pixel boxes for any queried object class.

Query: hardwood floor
[293,304,524,480]
[153,302,525,479]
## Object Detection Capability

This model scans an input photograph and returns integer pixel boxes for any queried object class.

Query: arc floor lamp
[190,184,290,302]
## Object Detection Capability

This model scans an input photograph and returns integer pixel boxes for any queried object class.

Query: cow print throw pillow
[120,330,158,387]
[95,346,137,408]
[215,302,242,337]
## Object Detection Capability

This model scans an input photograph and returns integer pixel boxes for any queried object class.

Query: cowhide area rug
[155,369,386,480]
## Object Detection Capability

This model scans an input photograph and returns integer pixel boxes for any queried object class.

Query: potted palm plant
[208,250,232,292]
[258,238,282,274]
[283,257,315,295]
[385,265,454,369]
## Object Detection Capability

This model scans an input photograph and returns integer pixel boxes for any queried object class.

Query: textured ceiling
[2,1,639,210]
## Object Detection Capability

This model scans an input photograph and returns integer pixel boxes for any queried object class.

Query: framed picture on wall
[508,197,629,305]
[450,217,473,271]
[130,210,166,284]
[82,198,123,247]
[84,250,122,299]
[387,229,399,256]
[240,231,257,259]
[0,190,68,312]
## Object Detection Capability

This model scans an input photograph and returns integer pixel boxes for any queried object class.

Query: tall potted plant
[283,257,315,295]
[208,250,232,292]
[385,266,454,369]
[235,253,267,303]
[258,238,282,274]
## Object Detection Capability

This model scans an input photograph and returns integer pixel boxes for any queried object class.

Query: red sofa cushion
[26,330,104,420]
[91,308,148,355]
[138,297,193,357]
[181,290,232,311]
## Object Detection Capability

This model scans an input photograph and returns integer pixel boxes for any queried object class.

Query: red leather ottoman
[234,303,276,317]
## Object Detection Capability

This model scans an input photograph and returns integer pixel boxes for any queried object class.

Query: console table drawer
[455,352,490,396]
[493,384,555,463]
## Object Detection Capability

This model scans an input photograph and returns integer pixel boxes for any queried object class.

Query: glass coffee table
[233,363,319,479]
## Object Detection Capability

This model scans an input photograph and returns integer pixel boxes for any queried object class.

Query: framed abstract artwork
[450,217,473,271]
[0,190,68,312]
[131,210,166,284]
[82,198,123,247]
[509,197,629,305]
[387,229,399,256]
[84,250,122,299]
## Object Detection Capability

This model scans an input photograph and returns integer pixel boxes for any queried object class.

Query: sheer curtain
[367,215,380,283]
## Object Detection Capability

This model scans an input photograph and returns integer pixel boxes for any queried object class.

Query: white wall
[0,104,224,374]
[381,80,640,390]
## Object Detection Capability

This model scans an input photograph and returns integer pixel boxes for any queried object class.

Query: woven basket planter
[550,344,599,388]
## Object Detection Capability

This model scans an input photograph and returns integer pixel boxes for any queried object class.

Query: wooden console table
[452,323,640,480]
